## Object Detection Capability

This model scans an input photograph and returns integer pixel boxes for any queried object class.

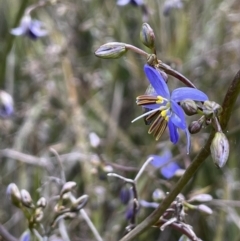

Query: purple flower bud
[11,15,47,40]
[0,91,14,118]
[120,186,132,205]
[180,99,198,116]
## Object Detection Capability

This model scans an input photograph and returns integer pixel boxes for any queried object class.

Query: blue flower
[149,149,180,179]
[0,90,14,118]
[11,15,47,40]
[117,0,144,6]
[132,65,208,153]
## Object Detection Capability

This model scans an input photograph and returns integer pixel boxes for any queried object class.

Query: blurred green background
[0,0,240,240]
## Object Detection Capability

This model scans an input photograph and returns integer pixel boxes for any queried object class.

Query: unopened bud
[203,101,222,117]
[20,189,34,208]
[188,118,204,134]
[95,42,127,59]
[210,132,229,168]
[140,23,155,49]
[34,208,44,222]
[6,183,22,208]
[197,204,213,215]
[37,197,47,208]
[188,194,213,203]
[120,186,132,205]
[152,189,165,201]
[60,181,77,197]
[180,100,198,116]
[0,90,14,118]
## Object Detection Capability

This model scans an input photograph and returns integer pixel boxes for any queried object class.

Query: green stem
[119,68,240,241]
[0,0,29,88]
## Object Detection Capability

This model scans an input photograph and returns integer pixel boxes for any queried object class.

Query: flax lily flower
[132,65,208,153]
[11,15,47,40]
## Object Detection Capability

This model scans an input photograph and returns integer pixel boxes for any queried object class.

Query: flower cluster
[132,64,208,153]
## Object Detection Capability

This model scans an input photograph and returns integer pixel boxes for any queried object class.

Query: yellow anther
[161,109,169,121]
[156,96,164,104]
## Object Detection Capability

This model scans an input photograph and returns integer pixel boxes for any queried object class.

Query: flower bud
[188,194,213,203]
[6,183,22,208]
[37,197,47,208]
[197,204,213,215]
[140,23,155,49]
[60,181,77,197]
[0,90,14,118]
[188,118,204,134]
[180,100,198,116]
[20,189,34,208]
[210,132,229,168]
[94,42,127,59]
[34,208,44,222]
[120,186,132,205]
[203,101,222,117]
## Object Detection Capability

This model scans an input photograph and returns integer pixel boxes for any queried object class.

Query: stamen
[136,95,158,106]
[154,120,167,140]
[148,114,164,134]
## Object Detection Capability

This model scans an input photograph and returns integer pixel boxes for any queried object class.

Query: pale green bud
[60,181,77,197]
[197,204,213,215]
[34,208,44,222]
[20,189,34,208]
[94,42,127,59]
[140,23,155,49]
[180,100,198,116]
[210,132,229,168]
[203,100,222,117]
[6,183,22,208]
[36,197,47,208]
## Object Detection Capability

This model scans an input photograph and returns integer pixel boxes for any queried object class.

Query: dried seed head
[94,42,127,59]
[140,23,155,49]
[180,100,198,116]
[210,132,229,168]
[6,183,22,208]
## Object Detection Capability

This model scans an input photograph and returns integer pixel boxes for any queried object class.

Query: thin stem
[158,62,196,89]
[134,157,153,182]
[119,68,240,241]
[0,224,18,241]
[125,44,149,57]
[80,209,103,241]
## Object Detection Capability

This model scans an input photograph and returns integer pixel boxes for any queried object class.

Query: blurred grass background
[0,0,240,240]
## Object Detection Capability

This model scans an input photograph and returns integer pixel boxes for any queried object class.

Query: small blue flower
[132,65,208,153]
[117,0,144,6]
[149,149,180,179]
[11,15,47,40]
[0,90,14,118]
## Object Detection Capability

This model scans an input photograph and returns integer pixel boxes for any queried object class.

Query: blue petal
[150,154,169,168]
[161,162,180,179]
[10,27,26,36]
[168,119,179,144]
[171,87,208,102]
[170,101,186,129]
[142,103,162,110]
[117,0,131,5]
[29,21,47,37]
[144,65,170,99]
